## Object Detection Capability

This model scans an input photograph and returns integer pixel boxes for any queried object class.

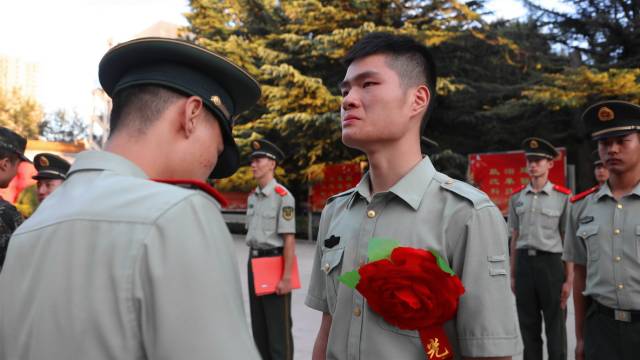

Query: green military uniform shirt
[0,151,260,360]
[305,157,522,359]
[245,179,295,248]
[563,182,640,310]
[507,182,570,253]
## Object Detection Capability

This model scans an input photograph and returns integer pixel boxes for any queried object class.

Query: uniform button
[614,256,622,262]
[367,210,376,218]
[323,263,330,272]
[445,179,454,185]
[614,229,621,235]
[353,306,361,317]
[618,284,624,290]
[617,204,623,209]
[534,195,538,200]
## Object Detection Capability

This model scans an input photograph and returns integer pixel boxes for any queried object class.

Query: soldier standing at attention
[507,137,572,360]
[306,32,522,360]
[246,138,296,360]
[32,153,71,203]
[564,100,640,360]
[0,38,262,360]
[592,150,609,186]
[0,127,28,272]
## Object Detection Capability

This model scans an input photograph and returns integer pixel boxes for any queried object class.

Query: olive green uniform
[0,151,260,360]
[306,157,522,359]
[246,178,296,360]
[507,181,570,360]
[563,183,640,360]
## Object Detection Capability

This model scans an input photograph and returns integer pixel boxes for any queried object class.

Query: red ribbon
[419,326,453,360]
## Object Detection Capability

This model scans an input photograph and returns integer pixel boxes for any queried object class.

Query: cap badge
[252,141,261,150]
[39,156,50,167]
[597,106,615,122]
[210,95,231,121]
[530,140,539,149]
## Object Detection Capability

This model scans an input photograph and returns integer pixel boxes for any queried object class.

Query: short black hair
[343,32,437,132]
[109,85,184,135]
[0,149,20,164]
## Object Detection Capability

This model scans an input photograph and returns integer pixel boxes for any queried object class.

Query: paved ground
[231,234,576,359]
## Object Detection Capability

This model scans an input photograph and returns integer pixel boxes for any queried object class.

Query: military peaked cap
[522,137,558,159]
[582,100,640,140]
[250,139,285,162]
[0,127,29,162]
[32,153,71,181]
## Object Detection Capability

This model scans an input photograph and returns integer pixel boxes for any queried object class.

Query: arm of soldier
[276,233,296,295]
[506,196,518,293]
[134,194,260,359]
[559,196,573,309]
[454,205,522,358]
[312,312,332,360]
[573,264,587,360]
[276,193,296,295]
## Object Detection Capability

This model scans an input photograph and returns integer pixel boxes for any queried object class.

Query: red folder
[251,255,301,296]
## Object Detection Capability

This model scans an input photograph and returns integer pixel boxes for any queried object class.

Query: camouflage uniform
[0,198,23,271]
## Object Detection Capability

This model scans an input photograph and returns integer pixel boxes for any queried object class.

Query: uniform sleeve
[277,193,295,234]
[133,194,260,360]
[453,205,523,357]
[506,195,518,232]
[305,205,333,313]
[563,201,587,264]
[559,195,570,238]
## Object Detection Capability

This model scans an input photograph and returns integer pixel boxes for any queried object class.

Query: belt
[250,247,283,257]
[594,301,640,323]
[517,248,559,256]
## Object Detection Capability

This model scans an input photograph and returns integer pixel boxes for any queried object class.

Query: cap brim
[592,129,639,141]
[209,123,239,179]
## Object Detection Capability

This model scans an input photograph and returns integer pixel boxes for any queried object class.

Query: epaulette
[570,185,599,203]
[434,173,493,209]
[326,188,356,205]
[275,185,288,197]
[553,184,572,195]
[152,179,228,207]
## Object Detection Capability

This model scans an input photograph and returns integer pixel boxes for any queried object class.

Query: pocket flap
[321,247,345,274]
[488,254,506,262]
[541,208,561,217]
[246,208,255,216]
[636,225,640,235]
[577,224,599,239]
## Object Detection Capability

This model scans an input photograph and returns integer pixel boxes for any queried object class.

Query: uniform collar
[594,180,640,201]
[256,178,277,196]
[525,181,552,195]
[348,157,434,211]
[67,151,148,179]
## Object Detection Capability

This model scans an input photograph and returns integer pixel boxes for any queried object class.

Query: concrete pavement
[231,234,576,359]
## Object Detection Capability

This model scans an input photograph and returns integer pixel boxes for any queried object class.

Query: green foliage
[0,88,43,139]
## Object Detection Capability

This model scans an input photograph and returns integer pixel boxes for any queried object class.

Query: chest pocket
[541,208,561,229]
[577,224,600,262]
[246,208,255,229]
[320,246,345,313]
[261,207,278,231]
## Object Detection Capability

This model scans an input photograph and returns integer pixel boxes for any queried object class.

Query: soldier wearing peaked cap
[0,38,262,360]
[507,137,572,360]
[0,127,28,272]
[32,153,71,203]
[563,101,640,360]
[590,149,609,187]
[245,138,296,360]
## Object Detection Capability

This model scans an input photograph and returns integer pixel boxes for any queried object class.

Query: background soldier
[591,150,609,186]
[0,127,28,271]
[32,153,71,203]
[307,32,522,360]
[245,138,296,360]
[0,38,262,359]
[507,137,572,360]
[564,100,640,360]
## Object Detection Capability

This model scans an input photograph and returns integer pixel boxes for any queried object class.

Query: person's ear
[181,96,205,138]
[548,160,554,169]
[0,158,9,172]
[410,85,430,120]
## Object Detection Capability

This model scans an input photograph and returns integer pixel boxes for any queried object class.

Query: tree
[39,109,89,143]
[0,88,43,138]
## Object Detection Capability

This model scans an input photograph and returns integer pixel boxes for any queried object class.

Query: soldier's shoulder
[570,185,599,203]
[274,183,294,199]
[433,172,494,210]
[152,179,228,207]
[553,184,572,196]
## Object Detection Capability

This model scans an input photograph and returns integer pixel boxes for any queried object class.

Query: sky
[0,0,531,118]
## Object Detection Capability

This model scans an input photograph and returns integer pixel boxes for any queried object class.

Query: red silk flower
[339,239,465,360]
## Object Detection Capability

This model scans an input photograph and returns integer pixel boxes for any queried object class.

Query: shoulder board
[434,173,493,209]
[274,185,288,197]
[570,185,599,203]
[326,188,356,205]
[553,184,572,195]
[513,184,526,194]
[152,178,228,207]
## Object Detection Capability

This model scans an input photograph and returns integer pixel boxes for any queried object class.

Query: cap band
[591,125,640,139]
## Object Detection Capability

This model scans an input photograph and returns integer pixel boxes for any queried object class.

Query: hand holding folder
[251,255,301,296]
